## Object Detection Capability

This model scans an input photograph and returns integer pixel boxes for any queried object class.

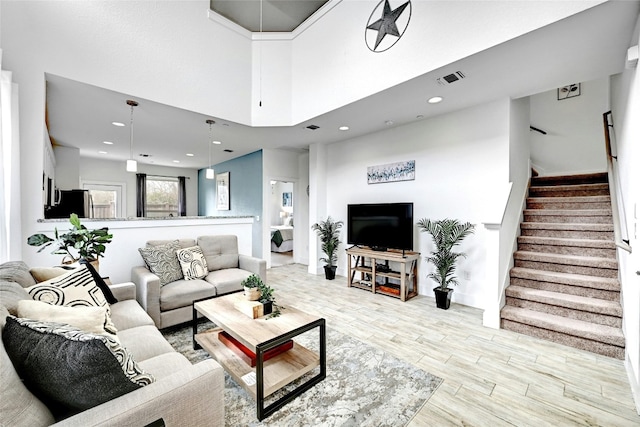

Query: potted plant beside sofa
[27,213,113,272]
[417,218,475,309]
[311,216,343,280]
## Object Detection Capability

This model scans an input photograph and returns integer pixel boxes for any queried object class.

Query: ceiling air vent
[306,125,320,130]
[437,71,466,86]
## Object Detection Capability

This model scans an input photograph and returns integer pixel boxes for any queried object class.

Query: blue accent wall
[198,150,263,257]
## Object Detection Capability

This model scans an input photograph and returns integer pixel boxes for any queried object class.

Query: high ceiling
[45,1,639,171]
[210,0,329,32]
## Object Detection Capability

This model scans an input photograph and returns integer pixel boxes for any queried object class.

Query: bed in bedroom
[271,225,293,252]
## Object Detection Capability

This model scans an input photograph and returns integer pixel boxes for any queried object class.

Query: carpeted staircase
[500,173,625,359]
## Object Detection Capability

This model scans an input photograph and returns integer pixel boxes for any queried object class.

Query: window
[146,176,179,217]
[82,182,125,219]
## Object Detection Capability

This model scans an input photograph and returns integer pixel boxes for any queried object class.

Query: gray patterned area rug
[162,321,442,426]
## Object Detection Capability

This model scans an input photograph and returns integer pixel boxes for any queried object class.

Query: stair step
[523,209,612,224]
[505,286,622,327]
[514,251,618,278]
[517,236,617,258]
[529,183,609,198]
[510,267,620,300]
[527,195,611,210]
[531,173,608,187]
[501,306,624,359]
[521,222,614,240]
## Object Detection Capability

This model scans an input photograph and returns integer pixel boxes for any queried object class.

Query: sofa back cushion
[146,239,196,249]
[0,261,37,288]
[0,280,32,316]
[0,306,55,427]
[197,235,239,271]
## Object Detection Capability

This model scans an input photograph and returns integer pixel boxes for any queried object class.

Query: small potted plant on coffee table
[417,218,475,310]
[311,216,344,280]
[241,274,262,301]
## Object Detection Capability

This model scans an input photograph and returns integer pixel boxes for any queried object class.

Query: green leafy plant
[417,218,475,291]
[241,274,283,319]
[311,216,344,267]
[27,214,113,262]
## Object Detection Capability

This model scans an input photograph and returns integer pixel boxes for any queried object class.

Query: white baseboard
[625,356,640,415]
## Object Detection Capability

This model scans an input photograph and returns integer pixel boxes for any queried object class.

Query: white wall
[53,145,80,190]
[24,217,254,284]
[79,157,199,217]
[262,149,302,266]
[269,181,293,226]
[530,77,609,175]
[324,99,512,308]
[290,0,604,123]
[610,15,640,412]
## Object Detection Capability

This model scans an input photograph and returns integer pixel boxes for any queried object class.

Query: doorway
[269,180,295,267]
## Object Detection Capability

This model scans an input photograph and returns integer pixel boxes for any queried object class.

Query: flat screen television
[347,203,413,251]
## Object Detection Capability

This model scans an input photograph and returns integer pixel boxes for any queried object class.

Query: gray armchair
[132,235,266,329]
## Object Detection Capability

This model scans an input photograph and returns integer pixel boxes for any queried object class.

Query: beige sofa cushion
[0,306,56,427]
[109,299,156,331]
[0,280,31,315]
[146,239,196,249]
[197,235,239,271]
[117,325,176,362]
[160,279,216,311]
[0,261,37,288]
[205,268,251,295]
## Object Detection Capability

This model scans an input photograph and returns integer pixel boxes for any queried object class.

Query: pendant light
[126,99,139,172]
[205,119,215,179]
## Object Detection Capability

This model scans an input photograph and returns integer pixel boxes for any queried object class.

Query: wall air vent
[437,71,466,86]
[306,125,320,130]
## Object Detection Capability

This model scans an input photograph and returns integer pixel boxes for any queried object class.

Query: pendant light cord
[259,0,263,107]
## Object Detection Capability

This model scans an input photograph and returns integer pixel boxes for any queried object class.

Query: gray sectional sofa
[0,261,224,427]
[132,235,266,329]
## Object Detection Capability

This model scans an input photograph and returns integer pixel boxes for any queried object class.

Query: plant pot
[262,301,273,315]
[244,287,260,301]
[324,265,337,280]
[433,287,453,310]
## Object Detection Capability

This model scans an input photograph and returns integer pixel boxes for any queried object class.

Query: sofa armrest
[53,359,224,427]
[108,282,136,302]
[238,254,267,283]
[131,266,161,328]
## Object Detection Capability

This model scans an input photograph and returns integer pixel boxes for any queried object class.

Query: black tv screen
[347,203,413,251]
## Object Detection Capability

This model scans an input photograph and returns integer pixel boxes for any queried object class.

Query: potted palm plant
[311,216,344,280]
[417,218,475,309]
[27,213,113,271]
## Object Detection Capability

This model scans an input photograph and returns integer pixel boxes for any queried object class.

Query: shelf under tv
[345,247,420,302]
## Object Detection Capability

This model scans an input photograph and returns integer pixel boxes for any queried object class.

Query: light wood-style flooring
[267,264,639,426]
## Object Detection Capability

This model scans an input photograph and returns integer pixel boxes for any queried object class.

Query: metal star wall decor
[365,0,412,53]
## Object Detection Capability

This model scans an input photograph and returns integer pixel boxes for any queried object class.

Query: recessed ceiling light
[212,140,222,145]
[428,96,443,104]
[339,126,349,131]
[111,121,125,127]
[186,153,194,157]
[98,151,108,154]
[385,120,394,126]
[103,141,114,145]
[172,160,180,163]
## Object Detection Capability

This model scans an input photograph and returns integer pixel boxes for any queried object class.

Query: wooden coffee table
[192,293,326,420]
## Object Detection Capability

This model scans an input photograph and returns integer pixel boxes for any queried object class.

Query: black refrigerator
[45,189,93,219]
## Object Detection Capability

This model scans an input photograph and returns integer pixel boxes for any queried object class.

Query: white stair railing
[602,111,631,253]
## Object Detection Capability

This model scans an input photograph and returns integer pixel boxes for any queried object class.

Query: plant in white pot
[417,218,475,309]
[311,216,344,280]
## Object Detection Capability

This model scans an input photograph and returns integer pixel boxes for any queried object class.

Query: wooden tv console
[345,246,420,302]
